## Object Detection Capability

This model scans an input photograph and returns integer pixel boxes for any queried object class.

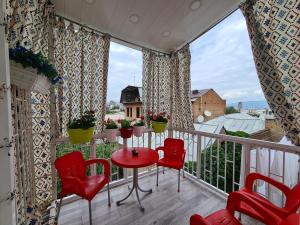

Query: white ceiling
[53,0,243,53]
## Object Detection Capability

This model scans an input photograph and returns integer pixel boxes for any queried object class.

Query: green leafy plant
[9,45,61,84]
[67,111,96,129]
[133,120,145,127]
[104,118,118,129]
[118,119,132,129]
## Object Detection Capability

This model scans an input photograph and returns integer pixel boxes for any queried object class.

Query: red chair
[155,138,186,192]
[234,173,300,224]
[190,192,282,225]
[54,151,110,225]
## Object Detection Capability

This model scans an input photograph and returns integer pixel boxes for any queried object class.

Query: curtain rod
[55,14,170,55]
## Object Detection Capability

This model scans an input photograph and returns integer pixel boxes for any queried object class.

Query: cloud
[106,10,266,104]
[190,9,265,103]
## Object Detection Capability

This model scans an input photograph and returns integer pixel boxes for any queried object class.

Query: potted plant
[133,116,145,137]
[147,111,170,133]
[119,119,133,139]
[9,45,62,93]
[104,118,118,143]
[67,110,96,144]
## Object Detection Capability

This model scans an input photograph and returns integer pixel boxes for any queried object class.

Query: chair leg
[107,182,111,207]
[163,167,164,174]
[178,169,180,192]
[89,201,92,225]
[182,168,185,178]
[156,165,159,186]
[55,197,63,224]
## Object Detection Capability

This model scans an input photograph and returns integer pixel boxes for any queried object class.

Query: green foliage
[185,130,249,193]
[225,106,239,114]
[104,118,118,129]
[67,111,96,129]
[120,119,132,129]
[9,45,61,84]
[225,129,250,138]
[133,120,145,126]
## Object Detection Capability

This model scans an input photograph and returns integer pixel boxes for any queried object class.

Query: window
[136,107,140,118]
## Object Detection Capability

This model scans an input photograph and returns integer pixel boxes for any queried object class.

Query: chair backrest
[285,182,300,212]
[163,138,185,161]
[55,151,87,181]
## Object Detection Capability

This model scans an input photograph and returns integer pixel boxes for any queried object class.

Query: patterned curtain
[5,0,55,224]
[54,19,110,134]
[142,45,194,130]
[240,0,300,145]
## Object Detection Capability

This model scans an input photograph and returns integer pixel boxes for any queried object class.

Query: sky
[107,9,266,104]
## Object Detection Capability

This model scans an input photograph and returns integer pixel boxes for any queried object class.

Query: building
[120,85,143,119]
[191,89,226,122]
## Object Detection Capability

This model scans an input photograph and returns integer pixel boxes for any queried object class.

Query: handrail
[170,127,300,154]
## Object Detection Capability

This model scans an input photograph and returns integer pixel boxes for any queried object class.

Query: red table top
[111,147,158,168]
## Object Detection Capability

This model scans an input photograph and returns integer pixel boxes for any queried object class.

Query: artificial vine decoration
[9,44,62,84]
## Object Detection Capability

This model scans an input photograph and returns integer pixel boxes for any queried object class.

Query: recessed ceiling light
[129,14,140,24]
[162,31,171,37]
[190,0,201,11]
[84,0,95,4]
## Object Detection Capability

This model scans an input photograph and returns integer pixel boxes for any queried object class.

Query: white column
[0,0,16,224]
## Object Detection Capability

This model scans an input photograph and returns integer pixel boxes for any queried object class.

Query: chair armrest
[190,214,210,225]
[85,158,110,177]
[245,173,291,197]
[227,192,282,225]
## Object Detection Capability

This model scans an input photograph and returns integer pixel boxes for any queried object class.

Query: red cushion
[205,209,241,225]
[157,158,184,170]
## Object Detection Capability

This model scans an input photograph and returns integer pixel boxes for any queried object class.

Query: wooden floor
[58,170,260,225]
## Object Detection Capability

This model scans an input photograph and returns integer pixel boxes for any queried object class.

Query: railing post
[168,128,173,138]
[148,131,152,149]
[123,137,128,179]
[196,135,202,179]
[241,143,251,187]
[90,139,96,175]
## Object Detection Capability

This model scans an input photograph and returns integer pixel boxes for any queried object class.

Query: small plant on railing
[133,116,145,137]
[104,118,118,143]
[118,119,133,139]
[147,111,170,133]
[67,110,96,144]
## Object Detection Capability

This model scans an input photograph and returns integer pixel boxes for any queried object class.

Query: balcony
[50,128,299,225]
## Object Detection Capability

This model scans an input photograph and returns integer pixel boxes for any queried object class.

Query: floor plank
[58,170,260,225]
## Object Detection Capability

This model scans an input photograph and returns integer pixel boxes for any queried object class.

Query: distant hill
[227,100,269,110]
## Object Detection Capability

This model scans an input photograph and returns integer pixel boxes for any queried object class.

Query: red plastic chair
[155,138,186,192]
[234,173,300,224]
[54,151,111,225]
[190,192,282,225]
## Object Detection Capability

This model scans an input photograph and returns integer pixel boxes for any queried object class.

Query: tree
[225,106,239,114]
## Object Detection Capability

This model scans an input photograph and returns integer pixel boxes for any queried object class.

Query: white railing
[51,128,300,206]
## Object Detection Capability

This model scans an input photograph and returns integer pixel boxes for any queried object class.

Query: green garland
[9,45,61,84]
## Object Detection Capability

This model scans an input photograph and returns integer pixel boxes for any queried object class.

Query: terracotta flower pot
[67,126,95,144]
[151,121,167,133]
[105,128,118,143]
[120,127,133,139]
[133,126,144,137]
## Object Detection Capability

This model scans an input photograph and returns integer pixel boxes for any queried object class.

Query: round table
[111,147,158,211]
